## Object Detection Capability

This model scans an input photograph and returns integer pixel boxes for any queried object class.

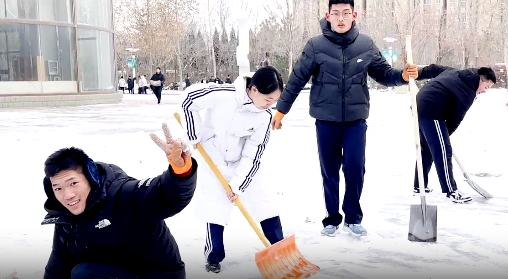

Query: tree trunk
[436,0,447,64]
[175,0,183,85]
[147,0,153,74]
[504,0,508,82]
[207,0,217,78]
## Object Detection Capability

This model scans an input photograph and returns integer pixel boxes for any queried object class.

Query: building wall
[0,0,120,108]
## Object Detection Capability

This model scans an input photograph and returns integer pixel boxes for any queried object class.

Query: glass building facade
[0,0,116,95]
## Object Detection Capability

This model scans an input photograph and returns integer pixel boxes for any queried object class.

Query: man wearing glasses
[410,65,497,203]
[271,0,420,237]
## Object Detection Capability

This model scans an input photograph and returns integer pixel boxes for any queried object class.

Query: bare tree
[207,0,217,78]
[264,0,305,77]
[112,0,508,89]
[504,0,508,69]
[169,0,198,85]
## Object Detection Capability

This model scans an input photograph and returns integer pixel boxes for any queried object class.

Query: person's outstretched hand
[150,123,192,174]
[402,64,419,81]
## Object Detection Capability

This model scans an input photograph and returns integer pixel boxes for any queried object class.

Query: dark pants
[152,86,162,103]
[205,216,284,263]
[71,262,137,279]
[316,119,367,227]
[414,118,457,194]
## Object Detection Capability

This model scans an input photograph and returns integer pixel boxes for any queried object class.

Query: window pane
[0,23,39,82]
[38,0,72,23]
[39,25,76,81]
[77,29,115,91]
[5,0,38,20]
[78,0,112,29]
[0,0,5,18]
[0,23,78,94]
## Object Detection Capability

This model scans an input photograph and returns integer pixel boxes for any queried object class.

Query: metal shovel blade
[464,177,493,199]
[408,204,438,242]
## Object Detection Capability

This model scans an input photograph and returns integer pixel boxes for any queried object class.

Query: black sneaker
[447,190,472,203]
[413,188,433,195]
[206,262,221,273]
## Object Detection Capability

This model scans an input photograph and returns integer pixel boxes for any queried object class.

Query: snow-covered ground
[1,88,507,279]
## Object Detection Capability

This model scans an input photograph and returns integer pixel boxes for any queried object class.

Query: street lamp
[126,48,140,77]
[383,37,397,43]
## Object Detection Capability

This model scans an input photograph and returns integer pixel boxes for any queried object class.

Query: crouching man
[41,124,197,279]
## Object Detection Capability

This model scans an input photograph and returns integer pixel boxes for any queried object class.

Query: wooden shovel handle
[173,113,271,248]
[406,35,428,205]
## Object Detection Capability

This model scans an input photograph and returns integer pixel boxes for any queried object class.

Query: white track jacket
[180,73,278,225]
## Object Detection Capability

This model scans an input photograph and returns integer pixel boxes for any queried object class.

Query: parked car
[492,63,507,89]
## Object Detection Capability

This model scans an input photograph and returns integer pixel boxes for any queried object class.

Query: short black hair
[44,147,90,178]
[248,66,284,95]
[329,0,354,11]
[478,67,497,84]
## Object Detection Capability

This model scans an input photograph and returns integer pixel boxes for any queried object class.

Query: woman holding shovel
[180,66,284,274]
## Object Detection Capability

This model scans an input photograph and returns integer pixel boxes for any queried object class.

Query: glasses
[330,11,353,19]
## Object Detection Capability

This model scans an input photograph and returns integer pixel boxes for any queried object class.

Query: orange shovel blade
[255,235,320,279]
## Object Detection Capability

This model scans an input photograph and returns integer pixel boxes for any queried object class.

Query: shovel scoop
[408,200,438,242]
[255,235,319,278]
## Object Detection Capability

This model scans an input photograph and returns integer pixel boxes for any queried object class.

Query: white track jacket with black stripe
[180,73,278,226]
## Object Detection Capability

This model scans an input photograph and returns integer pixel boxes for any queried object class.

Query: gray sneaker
[321,225,339,237]
[343,223,367,236]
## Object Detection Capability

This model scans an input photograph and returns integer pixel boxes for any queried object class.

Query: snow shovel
[452,151,493,199]
[173,112,320,279]
[406,35,438,243]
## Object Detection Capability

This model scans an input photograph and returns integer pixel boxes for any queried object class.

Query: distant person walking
[150,67,165,104]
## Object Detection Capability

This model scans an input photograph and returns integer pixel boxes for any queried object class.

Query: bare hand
[226,192,238,202]
[402,64,419,81]
[6,272,18,279]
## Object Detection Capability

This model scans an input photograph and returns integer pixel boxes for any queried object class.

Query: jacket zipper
[342,48,346,122]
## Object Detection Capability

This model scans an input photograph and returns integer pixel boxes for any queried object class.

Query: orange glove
[402,64,419,82]
[150,123,192,174]
[271,111,285,130]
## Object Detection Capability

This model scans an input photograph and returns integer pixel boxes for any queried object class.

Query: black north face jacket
[42,160,198,279]
[276,19,407,122]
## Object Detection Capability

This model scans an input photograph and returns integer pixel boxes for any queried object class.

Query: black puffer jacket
[416,65,481,135]
[276,19,407,122]
[42,160,198,279]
